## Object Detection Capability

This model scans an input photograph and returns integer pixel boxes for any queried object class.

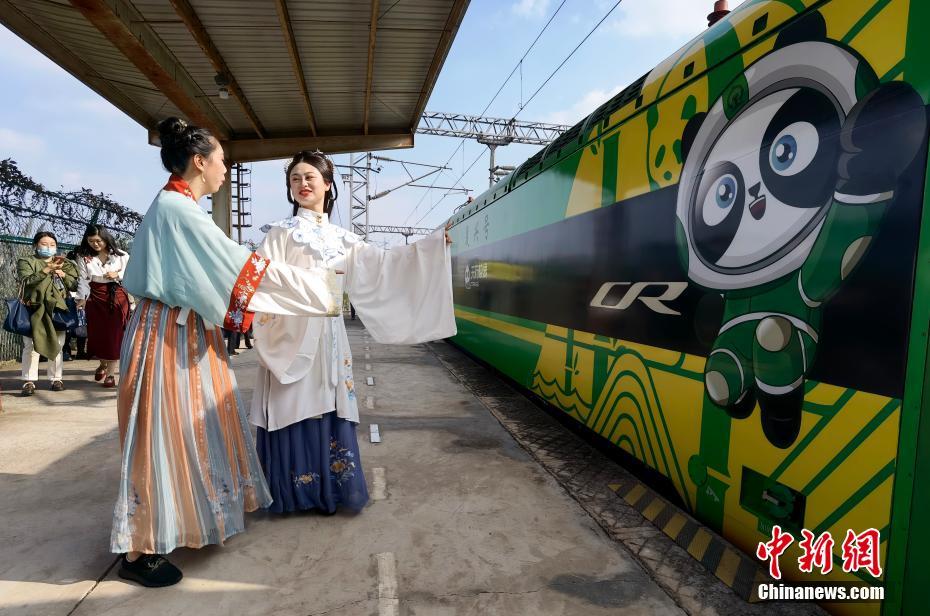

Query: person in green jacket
[18,231,78,396]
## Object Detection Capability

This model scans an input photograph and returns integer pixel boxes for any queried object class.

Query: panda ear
[774,11,827,49]
[681,112,707,163]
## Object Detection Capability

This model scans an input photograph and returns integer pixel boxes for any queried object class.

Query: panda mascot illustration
[676,13,927,449]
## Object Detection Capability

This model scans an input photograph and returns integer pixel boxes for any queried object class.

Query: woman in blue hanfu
[113,119,341,588]
[249,150,455,515]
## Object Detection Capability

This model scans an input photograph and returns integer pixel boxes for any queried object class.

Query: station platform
[0,319,826,615]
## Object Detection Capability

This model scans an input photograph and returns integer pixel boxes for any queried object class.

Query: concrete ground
[0,319,688,616]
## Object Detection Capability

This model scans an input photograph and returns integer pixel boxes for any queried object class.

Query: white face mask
[36,246,56,258]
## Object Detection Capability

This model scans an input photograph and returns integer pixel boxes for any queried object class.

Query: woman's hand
[53,269,66,279]
[76,299,87,309]
[444,222,453,245]
[104,271,120,280]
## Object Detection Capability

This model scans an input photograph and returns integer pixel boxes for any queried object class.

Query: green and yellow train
[446,1,930,614]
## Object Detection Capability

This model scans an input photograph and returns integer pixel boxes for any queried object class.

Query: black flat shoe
[117,554,183,588]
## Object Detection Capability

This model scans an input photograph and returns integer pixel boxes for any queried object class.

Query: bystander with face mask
[17,231,78,395]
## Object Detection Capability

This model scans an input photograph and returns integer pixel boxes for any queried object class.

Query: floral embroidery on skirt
[257,410,369,514]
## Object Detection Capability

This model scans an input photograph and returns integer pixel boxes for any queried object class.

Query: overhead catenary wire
[401,0,568,225]
[415,0,625,227]
[516,0,623,119]
[414,149,484,227]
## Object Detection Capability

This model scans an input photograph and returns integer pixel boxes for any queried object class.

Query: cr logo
[589,282,688,316]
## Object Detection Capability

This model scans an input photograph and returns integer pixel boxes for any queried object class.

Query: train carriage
[446,1,930,614]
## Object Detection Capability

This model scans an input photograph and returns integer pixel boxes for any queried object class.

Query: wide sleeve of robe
[251,224,322,384]
[344,227,456,344]
[123,189,339,331]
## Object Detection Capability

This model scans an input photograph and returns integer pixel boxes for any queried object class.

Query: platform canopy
[0,0,470,162]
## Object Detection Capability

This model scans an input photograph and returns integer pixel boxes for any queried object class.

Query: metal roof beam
[0,0,155,130]
[363,0,380,136]
[168,0,266,139]
[273,0,317,137]
[68,0,229,138]
[223,133,414,164]
[410,0,470,132]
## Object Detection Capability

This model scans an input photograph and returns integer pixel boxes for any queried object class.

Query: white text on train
[589,282,688,316]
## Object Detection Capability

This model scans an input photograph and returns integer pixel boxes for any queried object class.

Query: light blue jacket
[123,189,252,326]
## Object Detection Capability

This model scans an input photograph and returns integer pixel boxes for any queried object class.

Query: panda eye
[702,173,740,226]
[769,122,819,177]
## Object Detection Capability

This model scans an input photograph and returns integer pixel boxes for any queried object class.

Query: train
[445,1,930,614]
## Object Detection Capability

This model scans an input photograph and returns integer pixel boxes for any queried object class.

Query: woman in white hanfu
[112,120,340,589]
[250,151,456,514]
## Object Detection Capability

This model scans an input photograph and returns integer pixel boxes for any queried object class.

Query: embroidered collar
[296,207,327,225]
[163,174,196,201]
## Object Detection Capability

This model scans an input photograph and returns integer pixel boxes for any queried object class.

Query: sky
[0,0,748,247]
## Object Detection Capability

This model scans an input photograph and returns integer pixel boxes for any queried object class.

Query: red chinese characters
[841,528,882,578]
[797,530,834,575]
[757,525,794,580]
[757,527,883,580]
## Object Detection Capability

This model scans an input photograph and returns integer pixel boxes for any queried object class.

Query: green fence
[0,159,141,362]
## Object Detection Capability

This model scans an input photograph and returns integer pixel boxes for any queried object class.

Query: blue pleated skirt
[256,411,369,514]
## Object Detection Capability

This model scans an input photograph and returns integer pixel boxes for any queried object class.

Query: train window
[683,61,694,78]
[753,13,768,35]
[635,95,643,109]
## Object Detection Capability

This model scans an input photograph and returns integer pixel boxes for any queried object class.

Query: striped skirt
[111,299,272,554]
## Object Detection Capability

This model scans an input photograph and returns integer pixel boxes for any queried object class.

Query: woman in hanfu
[249,151,455,515]
[112,119,341,587]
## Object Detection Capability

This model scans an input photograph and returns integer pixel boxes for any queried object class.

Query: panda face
[691,86,842,271]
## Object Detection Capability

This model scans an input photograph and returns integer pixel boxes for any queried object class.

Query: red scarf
[163,174,196,201]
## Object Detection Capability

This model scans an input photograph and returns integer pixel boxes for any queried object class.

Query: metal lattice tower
[417,111,571,188]
[231,163,252,244]
[344,153,372,240]
[339,154,464,243]
[417,112,570,145]
[366,224,435,244]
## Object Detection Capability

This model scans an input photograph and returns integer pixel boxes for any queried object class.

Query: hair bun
[157,117,189,144]
[157,117,215,175]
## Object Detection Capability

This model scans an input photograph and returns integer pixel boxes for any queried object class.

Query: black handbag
[3,281,33,337]
[51,296,79,331]
[50,276,78,332]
